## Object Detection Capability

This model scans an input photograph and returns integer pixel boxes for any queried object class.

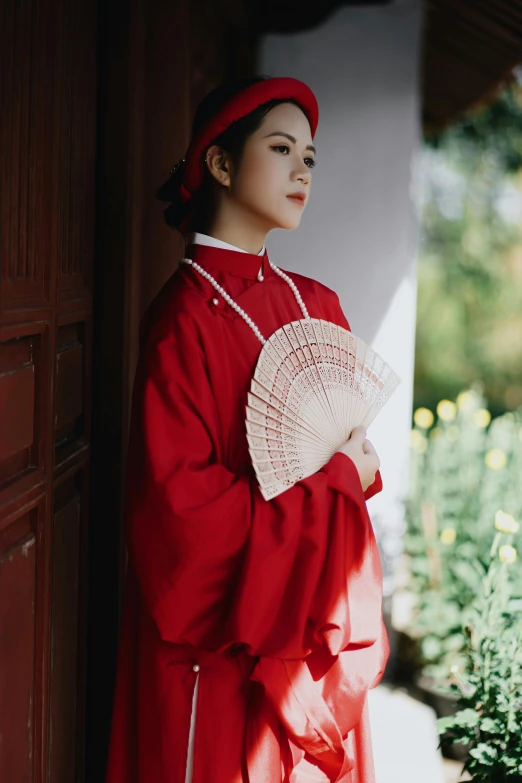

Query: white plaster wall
[259,0,423,599]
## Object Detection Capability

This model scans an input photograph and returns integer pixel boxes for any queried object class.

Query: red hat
[158,77,319,236]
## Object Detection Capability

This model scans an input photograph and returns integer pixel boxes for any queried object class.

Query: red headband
[168,77,319,235]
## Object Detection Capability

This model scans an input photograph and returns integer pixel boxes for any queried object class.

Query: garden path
[369,684,456,783]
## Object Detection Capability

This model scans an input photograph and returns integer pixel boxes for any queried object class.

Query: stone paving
[443,759,471,783]
[368,685,471,783]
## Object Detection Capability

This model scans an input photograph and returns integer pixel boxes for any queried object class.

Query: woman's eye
[272,145,316,169]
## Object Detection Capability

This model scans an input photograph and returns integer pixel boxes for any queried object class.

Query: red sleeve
[364,469,382,500]
[125,309,384,660]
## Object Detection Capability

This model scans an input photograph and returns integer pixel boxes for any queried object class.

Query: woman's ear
[205,145,232,189]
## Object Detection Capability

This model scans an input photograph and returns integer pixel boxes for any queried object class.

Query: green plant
[436,530,522,781]
[400,386,522,681]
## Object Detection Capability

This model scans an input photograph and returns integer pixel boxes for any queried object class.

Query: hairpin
[169,158,186,176]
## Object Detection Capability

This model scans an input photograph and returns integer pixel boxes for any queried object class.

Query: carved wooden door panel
[0,0,96,780]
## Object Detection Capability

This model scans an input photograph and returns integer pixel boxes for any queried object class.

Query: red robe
[105,242,389,783]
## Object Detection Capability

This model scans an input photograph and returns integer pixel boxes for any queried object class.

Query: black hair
[156,75,305,235]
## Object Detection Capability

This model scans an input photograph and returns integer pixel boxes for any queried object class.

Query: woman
[105,75,389,783]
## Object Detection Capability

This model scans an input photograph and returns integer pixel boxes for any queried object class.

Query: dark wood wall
[88,0,256,779]
[0,0,256,779]
[0,0,97,780]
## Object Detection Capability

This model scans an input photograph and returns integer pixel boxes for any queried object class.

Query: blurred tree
[415,73,522,417]
[425,72,522,173]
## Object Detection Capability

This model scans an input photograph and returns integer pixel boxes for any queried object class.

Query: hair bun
[156,158,191,230]
[156,158,186,201]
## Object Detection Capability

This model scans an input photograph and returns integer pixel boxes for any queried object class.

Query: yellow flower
[499,545,517,564]
[437,400,457,421]
[494,510,520,534]
[456,391,475,411]
[410,430,427,453]
[413,407,434,429]
[485,449,507,470]
[440,528,457,545]
[473,409,491,428]
[447,425,460,441]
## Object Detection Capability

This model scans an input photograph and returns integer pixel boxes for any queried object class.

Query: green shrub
[436,531,522,780]
[401,385,522,682]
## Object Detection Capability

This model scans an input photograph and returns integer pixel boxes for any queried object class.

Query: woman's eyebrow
[263,131,316,154]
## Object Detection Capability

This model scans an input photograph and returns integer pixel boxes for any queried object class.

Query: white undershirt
[186,231,265,256]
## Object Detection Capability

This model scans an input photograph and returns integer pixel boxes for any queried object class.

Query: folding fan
[245,318,401,500]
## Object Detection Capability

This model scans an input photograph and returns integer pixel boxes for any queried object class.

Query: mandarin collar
[184,242,272,280]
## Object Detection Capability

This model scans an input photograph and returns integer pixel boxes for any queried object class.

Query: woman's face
[212,102,316,233]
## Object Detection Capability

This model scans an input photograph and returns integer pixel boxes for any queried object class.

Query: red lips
[287,192,306,203]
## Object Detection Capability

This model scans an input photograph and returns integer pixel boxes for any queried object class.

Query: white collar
[186,231,265,256]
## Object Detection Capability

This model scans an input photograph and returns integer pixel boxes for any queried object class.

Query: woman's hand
[336,425,380,492]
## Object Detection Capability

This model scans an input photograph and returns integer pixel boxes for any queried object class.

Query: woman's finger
[349,425,367,442]
[362,438,376,455]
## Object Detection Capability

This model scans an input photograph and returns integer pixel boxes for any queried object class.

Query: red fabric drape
[105,243,389,783]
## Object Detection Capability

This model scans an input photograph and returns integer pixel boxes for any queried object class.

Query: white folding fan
[245,318,401,500]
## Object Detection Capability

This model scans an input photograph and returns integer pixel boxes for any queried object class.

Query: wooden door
[87,0,257,778]
[0,0,97,780]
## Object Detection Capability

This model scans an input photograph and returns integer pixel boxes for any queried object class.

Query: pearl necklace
[179,256,310,345]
